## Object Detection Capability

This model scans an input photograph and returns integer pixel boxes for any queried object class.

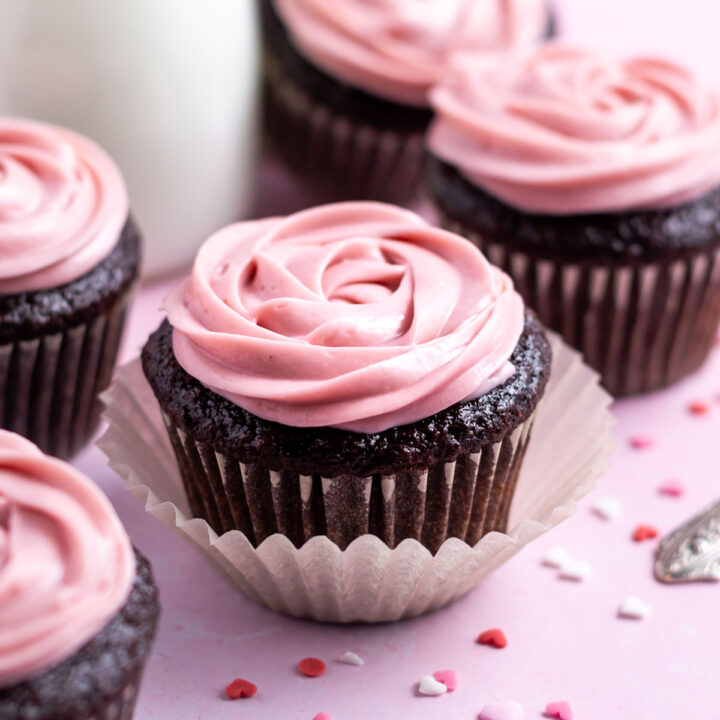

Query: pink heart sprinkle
[629,434,654,450]
[478,700,524,720]
[313,714,331,720]
[433,669,457,691]
[659,480,684,497]
[545,700,574,720]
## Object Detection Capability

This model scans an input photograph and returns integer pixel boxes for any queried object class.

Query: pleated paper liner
[161,411,534,555]
[441,215,720,397]
[0,298,130,459]
[263,39,425,206]
[99,334,613,623]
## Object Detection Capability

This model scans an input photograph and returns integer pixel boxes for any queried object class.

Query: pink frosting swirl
[429,44,720,214]
[0,431,135,688]
[272,0,549,106]
[0,117,128,294]
[166,202,524,433]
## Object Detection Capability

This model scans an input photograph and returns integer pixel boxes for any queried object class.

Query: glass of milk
[0,0,259,277]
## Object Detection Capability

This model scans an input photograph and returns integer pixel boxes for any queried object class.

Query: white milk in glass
[0,0,259,276]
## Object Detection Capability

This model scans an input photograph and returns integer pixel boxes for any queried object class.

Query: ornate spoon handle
[655,499,720,583]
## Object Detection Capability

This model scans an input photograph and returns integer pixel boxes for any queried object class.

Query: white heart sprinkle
[619,595,650,619]
[592,496,623,521]
[338,651,364,666]
[542,545,571,568]
[418,675,447,696]
[478,700,525,720]
[558,559,590,582]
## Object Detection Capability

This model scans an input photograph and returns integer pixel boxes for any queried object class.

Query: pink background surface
[73,1,720,718]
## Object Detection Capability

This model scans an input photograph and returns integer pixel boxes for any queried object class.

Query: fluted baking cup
[99,334,613,622]
[0,299,129,459]
[443,216,720,396]
[263,46,425,206]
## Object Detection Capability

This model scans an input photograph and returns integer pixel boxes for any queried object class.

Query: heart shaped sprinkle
[225,678,257,700]
[418,674,447,696]
[632,524,659,542]
[592,496,623,521]
[478,700,525,720]
[338,651,364,666]
[545,700,574,719]
[433,669,457,691]
[477,628,508,649]
[542,545,571,568]
[298,657,326,678]
[313,714,331,720]
[659,480,684,497]
[558,559,590,582]
[618,595,650,619]
[629,434,654,450]
[688,400,709,415]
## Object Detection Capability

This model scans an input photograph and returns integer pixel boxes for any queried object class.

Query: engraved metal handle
[655,499,720,584]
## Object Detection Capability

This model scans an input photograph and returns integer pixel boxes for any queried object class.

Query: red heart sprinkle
[476,628,507,649]
[225,678,257,700]
[298,657,326,677]
[633,524,659,542]
[688,401,710,416]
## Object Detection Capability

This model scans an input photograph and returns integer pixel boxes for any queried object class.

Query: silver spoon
[655,499,720,583]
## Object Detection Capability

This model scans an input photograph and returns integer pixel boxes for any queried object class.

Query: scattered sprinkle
[542,545,571,568]
[477,628,508,649]
[659,480,685,498]
[337,651,364,666]
[629,435,654,450]
[313,714,331,720]
[225,678,257,700]
[632,524,659,542]
[618,595,650,620]
[545,700,574,720]
[478,700,525,720]
[688,400,710,416]
[298,658,326,678]
[592,496,623,521]
[433,669,458,691]
[418,674,447,696]
[558,559,591,582]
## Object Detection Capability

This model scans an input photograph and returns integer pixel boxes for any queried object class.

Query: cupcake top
[165,202,524,434]
[0,431,135,688]
[0,117,128,294]
[272,0,549,106]
[428,44,720,214]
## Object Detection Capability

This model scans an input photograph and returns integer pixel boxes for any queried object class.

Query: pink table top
[73,1,720,717]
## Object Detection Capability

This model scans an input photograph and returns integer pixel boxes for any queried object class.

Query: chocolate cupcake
[0,118,141,458]
[262,0,554,205]
[142,203,551,554]
[0,430,159,720]
[426,44,720,396]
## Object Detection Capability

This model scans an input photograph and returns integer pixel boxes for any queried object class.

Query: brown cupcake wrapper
[443,216,720,397]
[161,411,535,554]
[0,299,130,459]
[262,48,426,205]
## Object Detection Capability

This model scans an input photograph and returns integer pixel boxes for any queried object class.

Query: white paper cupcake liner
[99,334,613,623]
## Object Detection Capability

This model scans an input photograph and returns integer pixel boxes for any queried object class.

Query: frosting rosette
[0,430,135,688]
[429,44,720,214]
[166,202,524,433]
[0,117,128,294]
[272,0,549,106]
